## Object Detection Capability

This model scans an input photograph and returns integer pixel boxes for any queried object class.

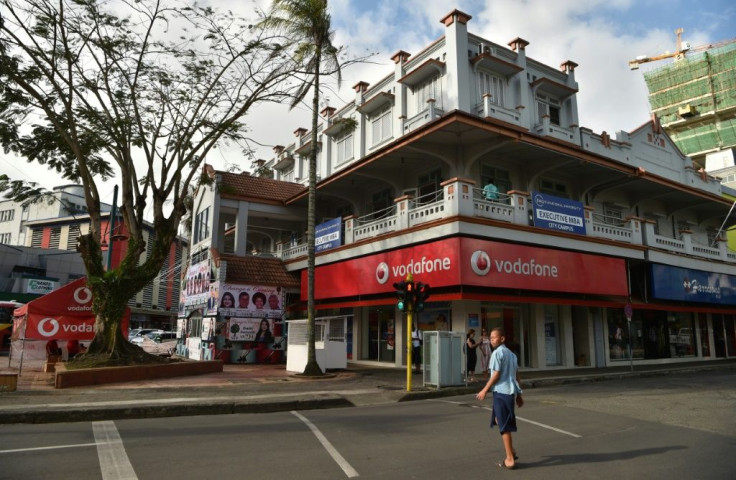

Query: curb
[0,394,353,425]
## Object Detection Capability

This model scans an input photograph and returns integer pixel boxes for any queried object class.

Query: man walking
[476,327,523,469]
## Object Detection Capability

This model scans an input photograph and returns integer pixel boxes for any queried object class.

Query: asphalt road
[1,370,734,479]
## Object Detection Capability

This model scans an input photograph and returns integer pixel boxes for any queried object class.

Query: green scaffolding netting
[643,42,736,155]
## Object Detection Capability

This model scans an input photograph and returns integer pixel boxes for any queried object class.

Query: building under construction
[642,41,736,174]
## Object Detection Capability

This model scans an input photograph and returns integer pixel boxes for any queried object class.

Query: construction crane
[628,28,736,70]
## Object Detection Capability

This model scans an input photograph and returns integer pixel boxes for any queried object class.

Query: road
[1,370,734,479]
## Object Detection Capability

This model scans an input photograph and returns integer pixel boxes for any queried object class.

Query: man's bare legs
[500,432,516,468]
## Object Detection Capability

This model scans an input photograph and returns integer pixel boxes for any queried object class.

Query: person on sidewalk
[476,327,524,470]
[479,328,492,378]
[465,329,478,382]
[411,325,423,373]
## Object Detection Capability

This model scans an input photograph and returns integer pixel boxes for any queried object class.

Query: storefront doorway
[481,304,527,366]
[361,308,395,363]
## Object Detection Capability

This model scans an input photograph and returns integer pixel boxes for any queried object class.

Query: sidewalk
[1,359,735,424]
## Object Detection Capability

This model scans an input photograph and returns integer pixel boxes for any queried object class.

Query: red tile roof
[218,171,305,204]
[222,254,300,288]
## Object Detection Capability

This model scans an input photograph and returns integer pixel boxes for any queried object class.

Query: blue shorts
[490,392,517,434]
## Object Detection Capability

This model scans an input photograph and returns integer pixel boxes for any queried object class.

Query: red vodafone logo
[73,287,93,304]
[470,250,491,275]
[375,262,389,284]
[38,317,60,337]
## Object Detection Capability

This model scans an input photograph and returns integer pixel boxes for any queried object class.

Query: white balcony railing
[274,179,736,265]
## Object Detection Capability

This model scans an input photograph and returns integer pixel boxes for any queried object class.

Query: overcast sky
[1,0,734,206]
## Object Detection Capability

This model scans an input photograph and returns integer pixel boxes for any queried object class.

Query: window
[371,106,392,146]
[416,74,443,111]
[603,205,624,226]
[417,169,443,203]
[478,72,504,106]
[536,94,560,126]
[193,207,210,244]
[707,227,719,246]
[539,179,569,198]
[0,233,11,244]
[49,226,61,249]
[0,209,14,222]
[281,168,295,183]
[336,132,353,164]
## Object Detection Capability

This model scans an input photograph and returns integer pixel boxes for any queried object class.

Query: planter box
[54,360,223,389]
[0,373,18,392]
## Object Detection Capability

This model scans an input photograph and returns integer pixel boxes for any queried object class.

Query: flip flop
[498,459,516,470]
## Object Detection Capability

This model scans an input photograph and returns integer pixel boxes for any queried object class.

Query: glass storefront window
[361,308,395,363]
[667,312,695,357]
[698,313,710,357]
[608,309,631,361]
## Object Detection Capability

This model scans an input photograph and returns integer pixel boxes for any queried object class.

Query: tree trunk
[303,60,323,377]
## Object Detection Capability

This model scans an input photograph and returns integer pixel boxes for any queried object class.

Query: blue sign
[315,217,342,253]
[650,264,736,305]
[531,191,585,235]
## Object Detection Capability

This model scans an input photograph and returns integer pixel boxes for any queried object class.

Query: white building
[185,10,736,370]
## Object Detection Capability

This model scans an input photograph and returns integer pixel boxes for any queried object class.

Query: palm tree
[261,0,342,376]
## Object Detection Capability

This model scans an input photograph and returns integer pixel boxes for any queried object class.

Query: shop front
[307,236,630,370]
[604,263,736,364]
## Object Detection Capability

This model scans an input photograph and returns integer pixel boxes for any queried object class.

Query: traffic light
[393,281,408,311]
[405,281,414,312]
[414,282,430,312]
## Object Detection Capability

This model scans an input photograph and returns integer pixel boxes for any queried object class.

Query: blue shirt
[489,344,522,395]
[482,183,499,200]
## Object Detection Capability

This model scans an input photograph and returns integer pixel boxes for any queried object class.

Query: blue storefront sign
[315,217,342,253]
[650,264,736,305]
[531,191,585,235]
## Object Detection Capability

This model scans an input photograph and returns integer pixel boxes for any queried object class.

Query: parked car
[128,328,157,340]
[131,330,177,356]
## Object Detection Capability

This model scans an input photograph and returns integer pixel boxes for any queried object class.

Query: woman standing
[479,328,492,377]
[466,329,478,382]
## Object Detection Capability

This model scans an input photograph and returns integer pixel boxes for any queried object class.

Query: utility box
[423,331,465,387]
[286,317,347,373]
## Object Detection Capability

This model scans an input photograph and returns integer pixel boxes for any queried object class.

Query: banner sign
[181,260,212,309]
[23,278,58,295]
[302,237,627,299]
[315,217,342,253]
[218,283,283,319]
[531,191,585,235]
[650,264,736,305]
[228,318,273,341]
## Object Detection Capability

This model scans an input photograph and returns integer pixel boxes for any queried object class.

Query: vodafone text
[495,258,558,277]
[391,256,451,277]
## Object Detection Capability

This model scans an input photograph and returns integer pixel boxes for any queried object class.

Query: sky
[1,0,734,207]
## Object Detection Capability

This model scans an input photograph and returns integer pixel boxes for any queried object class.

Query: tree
[0,0,295,365]
[260,0,344,376]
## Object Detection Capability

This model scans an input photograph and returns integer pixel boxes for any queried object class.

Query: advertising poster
[229,318,273,342]
[180,260,212,313]
[217,283,283,319]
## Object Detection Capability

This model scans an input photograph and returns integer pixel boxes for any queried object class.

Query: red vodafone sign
[303,237,628,299]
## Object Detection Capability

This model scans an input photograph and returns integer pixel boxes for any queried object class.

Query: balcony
[275,178,736,265]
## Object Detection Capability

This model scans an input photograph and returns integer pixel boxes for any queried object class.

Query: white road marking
[291,410,359,478]
[93,420,138,480]
[0,443,97,454]
[436,399,582,438]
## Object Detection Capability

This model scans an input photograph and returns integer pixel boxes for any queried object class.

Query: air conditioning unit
[478,43,491,55]
[678,104,697,118]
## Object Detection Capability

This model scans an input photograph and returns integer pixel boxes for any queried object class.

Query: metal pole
[107,185,118,271]
[406,309,413,392]
[627,317,633,373]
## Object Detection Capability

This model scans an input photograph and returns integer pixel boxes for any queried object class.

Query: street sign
[624,303,633,320]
